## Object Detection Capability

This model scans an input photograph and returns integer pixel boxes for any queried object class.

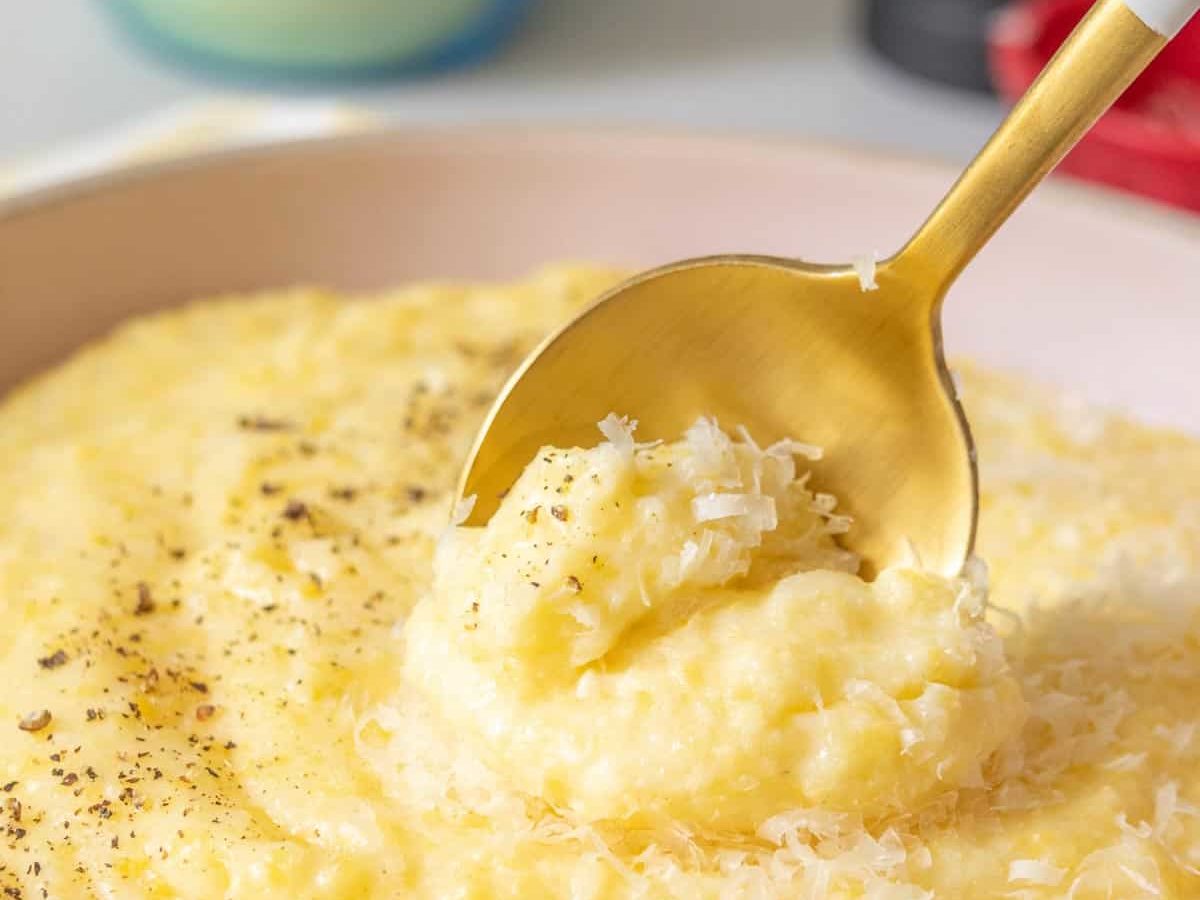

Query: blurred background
[2,0,1197,210]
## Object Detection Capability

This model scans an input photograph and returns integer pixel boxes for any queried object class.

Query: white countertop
[2,1,1006,164]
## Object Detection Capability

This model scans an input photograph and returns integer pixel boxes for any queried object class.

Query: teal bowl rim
[101,0,533,84]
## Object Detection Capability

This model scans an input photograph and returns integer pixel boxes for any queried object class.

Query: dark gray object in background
[866,0,1010,93]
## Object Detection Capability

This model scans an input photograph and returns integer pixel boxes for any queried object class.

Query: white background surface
[1,1,1006,163]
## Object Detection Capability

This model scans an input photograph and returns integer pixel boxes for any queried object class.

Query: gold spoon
[459,0,1198,578]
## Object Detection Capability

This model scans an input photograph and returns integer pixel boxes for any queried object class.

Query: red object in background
[990,0,1200,213]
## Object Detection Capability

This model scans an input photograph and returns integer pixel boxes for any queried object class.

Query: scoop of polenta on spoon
[459,0,1198,579]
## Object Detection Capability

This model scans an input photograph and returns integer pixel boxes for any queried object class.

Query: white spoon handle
[1124,0,1199,36]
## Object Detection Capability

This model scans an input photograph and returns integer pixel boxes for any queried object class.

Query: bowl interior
[1,127,1197,431]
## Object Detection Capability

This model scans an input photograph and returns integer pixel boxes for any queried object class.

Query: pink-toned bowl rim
[3,122,1200,226]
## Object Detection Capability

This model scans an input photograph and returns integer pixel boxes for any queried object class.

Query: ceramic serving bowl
[1,126,1197,430]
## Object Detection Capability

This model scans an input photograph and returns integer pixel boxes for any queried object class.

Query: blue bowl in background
[104,0,532,81]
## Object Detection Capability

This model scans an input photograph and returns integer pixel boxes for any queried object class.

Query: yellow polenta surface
[1,267,1199,898]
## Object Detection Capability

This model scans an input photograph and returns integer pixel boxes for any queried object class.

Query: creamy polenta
[1,267,1199,898]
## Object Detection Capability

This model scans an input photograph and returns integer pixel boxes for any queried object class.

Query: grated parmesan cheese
[691,491,777,530]
[451,493,477,525]
[852,251,880,292]
[597,412,637,456]
[1103,751,1148,771]
[1008,858,1067,886]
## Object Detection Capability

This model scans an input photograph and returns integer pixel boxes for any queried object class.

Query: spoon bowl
[460,255,974,578]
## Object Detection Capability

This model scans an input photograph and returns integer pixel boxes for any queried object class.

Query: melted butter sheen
[1,268,1200,898]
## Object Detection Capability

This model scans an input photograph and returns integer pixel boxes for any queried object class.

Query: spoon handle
[896,0,1198,296]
